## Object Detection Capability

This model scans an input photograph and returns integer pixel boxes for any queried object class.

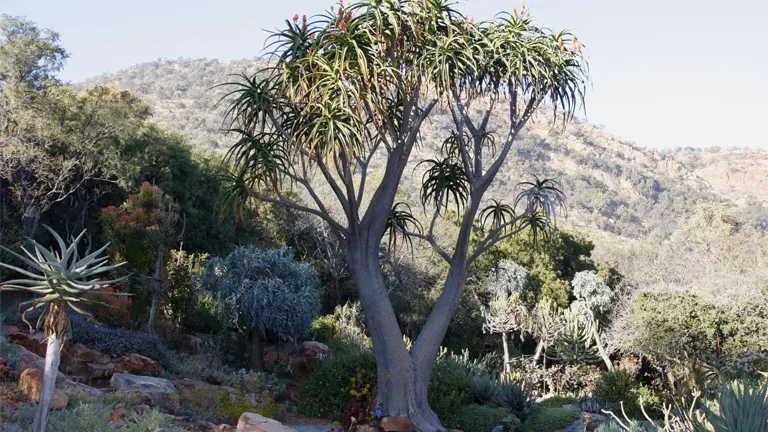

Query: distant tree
[101,182,181,330]
[0,14,68,87]
[219,1,587,426]
[571,270,614,370]
[202,246,321,371]
[482,260,530,372]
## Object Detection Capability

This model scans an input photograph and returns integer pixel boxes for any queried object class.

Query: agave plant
[704,379,768,432]
[0,226,127,432]
[472,374,501,405]
[495,380,535,417]
[550,308,600,365]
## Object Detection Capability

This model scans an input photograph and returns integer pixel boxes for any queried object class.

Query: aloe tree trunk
[250,328,264,372]
[33,302,69,432]
[148,251,163,330]
[589,315,614,371]
[32,334,61,432]
[502,332,511,373]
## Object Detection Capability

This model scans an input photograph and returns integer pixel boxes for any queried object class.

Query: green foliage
[203,245,321,342]
[472,374,501,405]
[0,226,127,328]
[166,351,284,395]
[429,355,476,426]
[629,291,719,367]
[495,381,535,418]
[704,380,768,432]
[452,404,509,432]
[0,14,68,87]
[594,370,659,420]
[519,407,579,432]
[164,249,219,334]
[595,420,655,432]
[572,270,613,316]
[540,396,579,409]
[308,314,336,343]
[294,347,376,421]
[550,364,603,398]
[551,308,600,365]
[47,399,181,432]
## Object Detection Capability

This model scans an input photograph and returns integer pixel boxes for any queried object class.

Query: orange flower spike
[559,39,565,54]
[293,14,299,23]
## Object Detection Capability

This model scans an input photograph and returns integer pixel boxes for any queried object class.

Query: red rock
[114,353,163,377]
[381,416,413,432]
[18,368,69,410]
[9,332,47,357]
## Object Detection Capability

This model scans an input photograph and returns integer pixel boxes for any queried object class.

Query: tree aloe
[0,226,127,432]
[219,1,587,428]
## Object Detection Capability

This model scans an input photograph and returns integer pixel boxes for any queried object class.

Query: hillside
[78,58,768,239]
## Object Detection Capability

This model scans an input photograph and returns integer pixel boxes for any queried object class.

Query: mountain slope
[78,58,766,239]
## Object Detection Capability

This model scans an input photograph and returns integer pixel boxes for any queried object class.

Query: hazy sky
[3,0,767,149]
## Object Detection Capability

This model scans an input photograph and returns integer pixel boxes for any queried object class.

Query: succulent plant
[473,374,501,405]
[0,226,127,432]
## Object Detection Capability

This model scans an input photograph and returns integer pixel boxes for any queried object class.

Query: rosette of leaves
[0,226,127,432]
[550,308,600,365]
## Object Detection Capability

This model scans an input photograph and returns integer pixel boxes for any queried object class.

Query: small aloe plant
[0,226,128,432]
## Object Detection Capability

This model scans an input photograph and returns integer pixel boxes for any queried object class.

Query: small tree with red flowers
[101,182,180,330]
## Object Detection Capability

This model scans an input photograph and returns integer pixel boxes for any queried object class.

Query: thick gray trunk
[533,340,544,363]
[32,334,62,432]
[348,240,444,431]
[148,251,163,330]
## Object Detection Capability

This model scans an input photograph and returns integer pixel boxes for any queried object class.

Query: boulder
[9,332,47,357]
[236,413,297,432]
[59,343,112,378]
[18,368,69,410]
[88,362,115,379]
[302,341,329,357]
[110,373,177,408]
[114,353,163,377]
[381,416,413,432]
[14,345,67,383]
[380,416,413,432]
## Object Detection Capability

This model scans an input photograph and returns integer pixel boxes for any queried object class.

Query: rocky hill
[78,58,768,239]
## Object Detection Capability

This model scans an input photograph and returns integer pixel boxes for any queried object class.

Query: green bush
[519,407,579,432]
[308,314,336,343]
[452,404,509,432]
[294,346,376,420]
[539,396,579,408]
[551,364,602,398]
[47,400,182,432]
[594,370,659,420]
[472,374,501,405]
[429,355,476,426]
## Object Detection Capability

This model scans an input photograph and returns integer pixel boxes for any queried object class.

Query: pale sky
[3,0,767,149]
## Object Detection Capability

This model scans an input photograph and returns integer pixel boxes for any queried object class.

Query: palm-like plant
[217,0,587,428]
[0,226,127,432]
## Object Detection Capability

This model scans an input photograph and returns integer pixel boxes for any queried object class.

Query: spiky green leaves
[515,176,565,231]
[384,202,423,254]
[0,226,128,329]
[419,158,469,215]
[480,199,517,233]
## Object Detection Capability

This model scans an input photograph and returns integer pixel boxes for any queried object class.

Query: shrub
[472,374,501,405]
[0,356,16,381]
[308,314,336,343]
[596,420,655,432]
[429,355,476,426]
[594,370,659,420]
[294,347,376,420]
[47,399,182,432]
[551,364,602,397]
[452,404,509,432]
[495,381,534,419]
[519,407,579,432]
[166,351,284,394]
[539,396,579,409]
[69,316,163,359]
